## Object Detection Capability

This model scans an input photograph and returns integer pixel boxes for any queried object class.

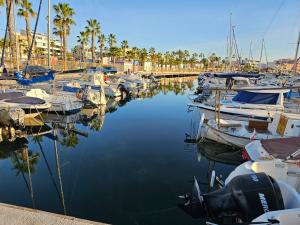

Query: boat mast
[293,29,300,76]
[225,36,228,72]
[229,13,232,72]
[53,128,67,215]
[13,0,19,71]
[47,0,51,69]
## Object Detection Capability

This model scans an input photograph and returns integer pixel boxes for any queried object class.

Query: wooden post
[218,90,221,128]
[214,90,217,121]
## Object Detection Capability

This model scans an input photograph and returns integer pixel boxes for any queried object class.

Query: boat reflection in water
[197,140,245,166]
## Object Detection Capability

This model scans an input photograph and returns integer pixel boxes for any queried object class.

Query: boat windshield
[232,91,279,104]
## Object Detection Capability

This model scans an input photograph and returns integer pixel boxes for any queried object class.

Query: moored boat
[25,88,83,114]
[199,113,300,148]
[190,88,290,121]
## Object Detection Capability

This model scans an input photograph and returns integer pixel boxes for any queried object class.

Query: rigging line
[261,0,286,38]
[1,0,12,66]
[263,41,269,68]
[25,148,35,209]
[36,138,63,206]
[232,27,241,68]
[12,150,35,208]
[53,128,67,215]
[259,39,264,63]
[24,0,43,75]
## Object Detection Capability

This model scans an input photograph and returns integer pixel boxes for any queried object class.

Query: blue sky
[1,0,300,60]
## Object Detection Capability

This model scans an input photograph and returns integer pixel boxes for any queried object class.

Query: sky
[1,0,300,61]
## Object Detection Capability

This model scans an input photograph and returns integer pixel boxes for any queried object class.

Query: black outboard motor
[179,173,284,223]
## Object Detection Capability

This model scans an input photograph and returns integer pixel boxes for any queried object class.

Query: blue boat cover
[63,86,81,93]
[215,72,261,78]
[16,72,55,85]
[232,91,279,105]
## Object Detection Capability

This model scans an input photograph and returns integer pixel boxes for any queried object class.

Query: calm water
[0,78,243,225]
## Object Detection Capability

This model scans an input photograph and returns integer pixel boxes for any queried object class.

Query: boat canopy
[261,137,300,160]
[232,91,280,105]
[16,71,54,85]
[214,72,261,78]
[101,66,117,74]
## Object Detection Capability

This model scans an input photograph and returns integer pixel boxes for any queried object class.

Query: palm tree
[189,53,198,68]
[98,34,105,64]
[61,132,79,148]
[138,48,148,66]
[108,34,117,64]
[53,3,75,68]
[53,25,64,59]
[5,0,16,63]
[17,0,36,53]
[0,0,4,14]
[183,50,190,67]
[149,47,156,71]
[85,19,100,63]
[10,149,40,176]
[77,31,88,61]
[109,47,121,64]
[0,38,9,59]
[120,40,129,60]
[108,33,117,48]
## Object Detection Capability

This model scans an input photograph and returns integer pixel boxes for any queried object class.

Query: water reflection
[197,141,244,166]
[0,77,227,225]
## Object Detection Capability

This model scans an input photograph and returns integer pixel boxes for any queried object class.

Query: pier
[0,203,107,225]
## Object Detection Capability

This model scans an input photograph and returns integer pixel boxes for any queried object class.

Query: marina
[1,0,300,224]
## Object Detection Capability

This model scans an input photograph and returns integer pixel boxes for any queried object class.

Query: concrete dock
[0,203,108,225]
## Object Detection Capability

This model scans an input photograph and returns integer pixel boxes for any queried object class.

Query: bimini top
[241,87,290,94]
[261,137,300,160]
[232,89,289,105]
[214,72,262,79]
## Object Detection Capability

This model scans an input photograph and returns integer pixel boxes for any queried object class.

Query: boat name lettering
[258,193,269,213]
[250,174,259,182]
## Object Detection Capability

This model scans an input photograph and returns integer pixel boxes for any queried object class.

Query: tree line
[0,1,228,70]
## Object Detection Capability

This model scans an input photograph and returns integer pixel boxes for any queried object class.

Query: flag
[250,128,257,140]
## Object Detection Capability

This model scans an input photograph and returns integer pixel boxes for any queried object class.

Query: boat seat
[218,119,242,128]
[219,123,241,128]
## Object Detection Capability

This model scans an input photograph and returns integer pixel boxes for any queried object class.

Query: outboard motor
[179,173,284,223]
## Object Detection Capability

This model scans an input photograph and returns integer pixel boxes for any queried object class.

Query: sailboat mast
[13,0,19,71]
[47,0,51,69]
[229,13,232,71]
[293,29,300,76]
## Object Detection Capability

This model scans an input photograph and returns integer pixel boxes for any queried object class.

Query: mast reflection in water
[0,77,239,225]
